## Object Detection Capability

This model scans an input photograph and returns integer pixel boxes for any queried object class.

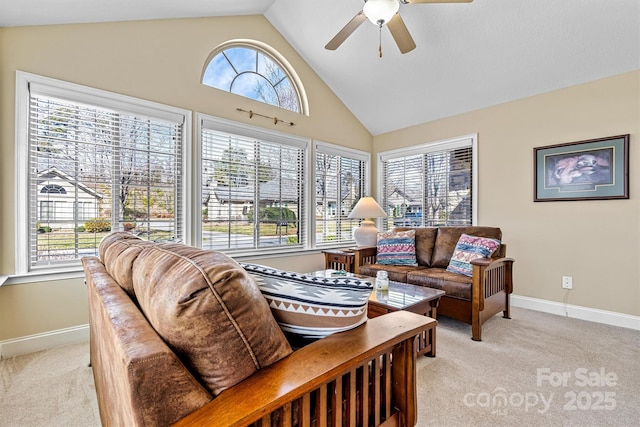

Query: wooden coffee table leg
[428,297,441,319]
[422,297,441,357]
[415,323,437,357]
[427,325,436,357]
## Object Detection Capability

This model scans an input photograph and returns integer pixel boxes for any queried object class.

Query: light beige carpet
[1,307,638,426]
[417,308,640,426]
[0,341,100,427]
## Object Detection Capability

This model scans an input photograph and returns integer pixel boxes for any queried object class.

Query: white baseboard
[0,324,89,359]
[511,295,640,331]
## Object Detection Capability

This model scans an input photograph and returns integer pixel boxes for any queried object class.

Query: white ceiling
[1,0,639,136]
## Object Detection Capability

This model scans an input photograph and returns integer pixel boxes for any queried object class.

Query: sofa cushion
[359,264,428,283]
[431,227,502,268]
[99,231,153,297]
[446,234,501,277]
[376,229,417,266]
[241,263,373,344]
[393,227,437,267]
[407,268,473,301]
[130,243,292,396]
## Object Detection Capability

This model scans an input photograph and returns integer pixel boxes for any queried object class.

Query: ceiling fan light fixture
[363,0,400,26]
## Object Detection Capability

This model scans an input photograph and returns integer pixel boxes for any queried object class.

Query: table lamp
[348,196,387,246]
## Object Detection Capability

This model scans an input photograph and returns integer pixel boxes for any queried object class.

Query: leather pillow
[241,263,373,344]
[131,243,292,396]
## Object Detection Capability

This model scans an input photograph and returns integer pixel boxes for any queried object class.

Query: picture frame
[534,134,629,202]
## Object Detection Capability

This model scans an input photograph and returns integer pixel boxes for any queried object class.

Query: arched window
[202,41,307,115]
[40,184,67,194]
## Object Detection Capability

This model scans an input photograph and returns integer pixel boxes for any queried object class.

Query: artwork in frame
[534,134,629,202]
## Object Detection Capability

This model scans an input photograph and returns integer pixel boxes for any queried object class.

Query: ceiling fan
[325,0,473,57]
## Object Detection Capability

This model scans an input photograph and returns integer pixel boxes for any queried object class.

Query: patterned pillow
[241,263,373,344]
[376,229,417,266]
[446,234,501,277]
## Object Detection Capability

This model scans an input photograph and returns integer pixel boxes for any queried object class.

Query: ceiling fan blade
[387,13,416,54]
[325,11,367,50]
[402,0,473,4]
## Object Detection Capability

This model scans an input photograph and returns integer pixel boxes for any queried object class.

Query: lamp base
[353,220,379,247]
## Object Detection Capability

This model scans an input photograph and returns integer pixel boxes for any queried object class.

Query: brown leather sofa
[352,226,514,341]
[83,232,434,426]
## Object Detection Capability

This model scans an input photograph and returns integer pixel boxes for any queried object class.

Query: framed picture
[534,134,629,202]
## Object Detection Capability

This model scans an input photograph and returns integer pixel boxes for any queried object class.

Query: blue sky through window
[202,45,300,113]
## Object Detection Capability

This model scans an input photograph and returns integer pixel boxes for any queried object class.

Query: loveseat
[352,226,514,341]
[83,232,435,426]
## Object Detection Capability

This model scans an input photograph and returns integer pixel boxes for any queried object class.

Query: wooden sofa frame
[173,310,434,426]
[352,246,514,341]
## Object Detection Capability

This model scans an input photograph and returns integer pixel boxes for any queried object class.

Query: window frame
[196,113,311,256]
[312,140,371,248]
[15,71,192,277]
[377,134,478,229]
[201,40,309,116]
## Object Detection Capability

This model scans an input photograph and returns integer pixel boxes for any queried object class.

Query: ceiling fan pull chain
[378,22,383,57]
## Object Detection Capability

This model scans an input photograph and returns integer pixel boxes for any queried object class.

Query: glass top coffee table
[309,269,445,357]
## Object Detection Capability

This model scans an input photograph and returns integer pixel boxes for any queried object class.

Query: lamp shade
[348,197,387,220]
[363,0,400,26]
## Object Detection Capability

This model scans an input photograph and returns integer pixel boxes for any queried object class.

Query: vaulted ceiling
[1,0,638,135]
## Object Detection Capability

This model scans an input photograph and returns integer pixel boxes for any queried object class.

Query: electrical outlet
[562,276,573,290]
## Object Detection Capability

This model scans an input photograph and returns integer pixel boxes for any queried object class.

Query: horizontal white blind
[425,147,473,226]
[201,123,305,252]
[381,143,473,230]
[29,93,183,268]
[382,154,424,230]
[315,150,366,245]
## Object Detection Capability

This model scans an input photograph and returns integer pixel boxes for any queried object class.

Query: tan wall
[373,71,640,316]
[0,16,371,341]
[0,279,89,338]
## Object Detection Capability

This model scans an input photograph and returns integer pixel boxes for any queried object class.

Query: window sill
[3,244,358,286]
[2,269,85,286]
[230,246,325,262]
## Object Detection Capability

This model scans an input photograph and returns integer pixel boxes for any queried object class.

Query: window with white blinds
[199,115,307,253]
[379,135,477,230]
[17,72,187,272]
[315,142,368,245]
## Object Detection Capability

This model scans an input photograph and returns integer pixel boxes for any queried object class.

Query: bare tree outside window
[200,125,302,252]
[30,95,182,265]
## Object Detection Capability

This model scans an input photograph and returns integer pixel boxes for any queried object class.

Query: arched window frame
[201,40,309,116]
[40,184,67,194]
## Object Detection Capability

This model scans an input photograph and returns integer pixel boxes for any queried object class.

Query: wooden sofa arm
[174,311,435,427]
[352,245,377,274]
[470,257,515,297]
[470,256,515,340]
